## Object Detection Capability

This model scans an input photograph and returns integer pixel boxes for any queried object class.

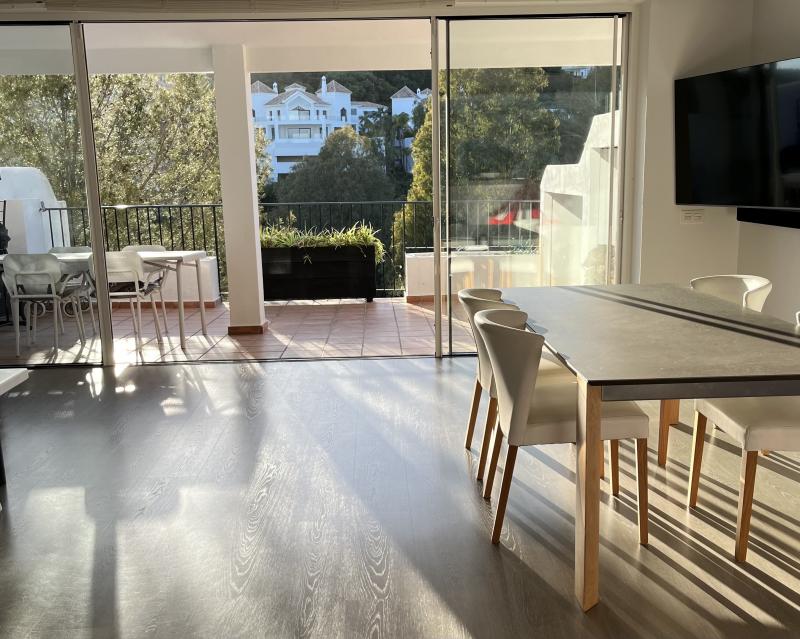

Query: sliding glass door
[0,25,104,366]
[441,15,627,354]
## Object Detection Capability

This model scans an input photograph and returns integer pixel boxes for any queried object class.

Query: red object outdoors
[488,206,540,225]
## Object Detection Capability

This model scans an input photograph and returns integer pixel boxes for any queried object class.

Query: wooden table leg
[576,377,601,611]
[658,399,680,466]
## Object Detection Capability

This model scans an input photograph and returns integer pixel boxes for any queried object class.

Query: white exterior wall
[629,0,754,287]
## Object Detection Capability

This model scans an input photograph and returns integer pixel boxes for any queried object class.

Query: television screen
[675,58,800,209]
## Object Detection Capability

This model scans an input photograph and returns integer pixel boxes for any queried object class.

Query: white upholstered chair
[475,308,651,545]
[689,312,800,562]
[660,274,775,466]
[689,274,772,311]
[458,288,572,482]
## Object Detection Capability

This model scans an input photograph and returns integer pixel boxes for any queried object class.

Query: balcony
[0,198,537,364]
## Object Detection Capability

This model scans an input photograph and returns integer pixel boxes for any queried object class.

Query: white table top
[0,253,92,264]
[137,250,207,263]
[0,368,28,395]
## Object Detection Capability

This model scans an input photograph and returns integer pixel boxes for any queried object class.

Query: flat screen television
[675,57,800,209]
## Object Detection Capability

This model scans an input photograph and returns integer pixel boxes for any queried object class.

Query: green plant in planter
[260,221,385,264]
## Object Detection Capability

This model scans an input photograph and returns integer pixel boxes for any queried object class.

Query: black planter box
[261,245,376,302]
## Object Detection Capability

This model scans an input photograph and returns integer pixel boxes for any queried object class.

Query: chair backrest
[2,253,63,296]
[49,246,92,254]
[689,274,772,311]
[475,308,544,445]
[458,288,518,393]
[102,251,146,285]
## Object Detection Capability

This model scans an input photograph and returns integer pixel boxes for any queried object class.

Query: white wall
[631,0,754,285]
[736,0,800,321]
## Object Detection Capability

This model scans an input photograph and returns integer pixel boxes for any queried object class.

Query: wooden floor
[0,358,799,638]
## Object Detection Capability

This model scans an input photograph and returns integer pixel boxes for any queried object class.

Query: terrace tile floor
[0,298,475,365]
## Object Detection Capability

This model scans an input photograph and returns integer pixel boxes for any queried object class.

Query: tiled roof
[265,90,330,106]
[351,101,386,109]
[251,80,275,94]
[284,82,307,91]
[317,79,351,94]
[391,86,417,99]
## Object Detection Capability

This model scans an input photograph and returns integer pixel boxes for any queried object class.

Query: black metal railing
[40,199,539,299]
[40,204,225,291]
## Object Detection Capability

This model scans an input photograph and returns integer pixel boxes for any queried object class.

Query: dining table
[502,283,800,611]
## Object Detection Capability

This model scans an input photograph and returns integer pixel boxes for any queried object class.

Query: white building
[252,76,387,180]
[390,85,431,171]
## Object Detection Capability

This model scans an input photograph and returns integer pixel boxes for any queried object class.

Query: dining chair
[659,274,774,466]
[49,246,97,335]
[122,245,170,335]
[2,253,85,357]
[688,308,800,561]
[98,251,164,349]
[689,274,772,311]
[475,308,650,545]
[458,288,572,483]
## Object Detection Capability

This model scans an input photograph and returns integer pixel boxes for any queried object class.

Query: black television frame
[675,55,800,228]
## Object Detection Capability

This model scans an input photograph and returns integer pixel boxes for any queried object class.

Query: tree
[90,73,222,205]
[276,127,394,204]
[0,75,85,206]
[359,107,415,198]
[0,72,273,207]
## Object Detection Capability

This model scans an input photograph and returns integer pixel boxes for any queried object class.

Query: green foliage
[276,127,394,203]
[0,73,273,208]
[260,219,385,264]
[0,75,84,206]
[359,108,415,198]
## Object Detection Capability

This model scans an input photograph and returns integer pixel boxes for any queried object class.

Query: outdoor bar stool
[49,246,97,335]
[2,253,86,357]
[98,251,164,350]
[690,391,800,561]
[475,308,651,545]
[123,245,170,335]
[458,288,572,484]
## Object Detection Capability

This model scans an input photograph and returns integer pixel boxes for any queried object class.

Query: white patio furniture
[122,245,170,335]
[97,251,163,350]
[49,246,97,335]
[2,253,86,357]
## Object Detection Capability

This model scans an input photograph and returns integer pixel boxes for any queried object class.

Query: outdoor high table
[502,284,800,611]
[136,250,209,350]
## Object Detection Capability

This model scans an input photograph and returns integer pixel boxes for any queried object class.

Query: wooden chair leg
[476,397,497,481]
[687,411,707,508]
[610,440,620,496]
[635,438,649,545]
[599,440,605,480]
[465,378,482,450]
[658,399,680,466]
[491,445,518,544]
[735,450,759,562]
[482,425,504,499]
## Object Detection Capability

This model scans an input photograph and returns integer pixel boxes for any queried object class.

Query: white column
[212,44,266,333]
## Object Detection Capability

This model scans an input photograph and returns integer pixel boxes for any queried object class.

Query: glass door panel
[444,16,626,353]
[0,25,102,365]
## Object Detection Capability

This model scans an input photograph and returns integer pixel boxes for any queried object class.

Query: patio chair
[2,253,86,357]
[95,251,163,349]
[49,246,97,335]
[123,245,170,335]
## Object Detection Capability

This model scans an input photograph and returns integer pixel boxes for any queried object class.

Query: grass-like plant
[260,220,385,264]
